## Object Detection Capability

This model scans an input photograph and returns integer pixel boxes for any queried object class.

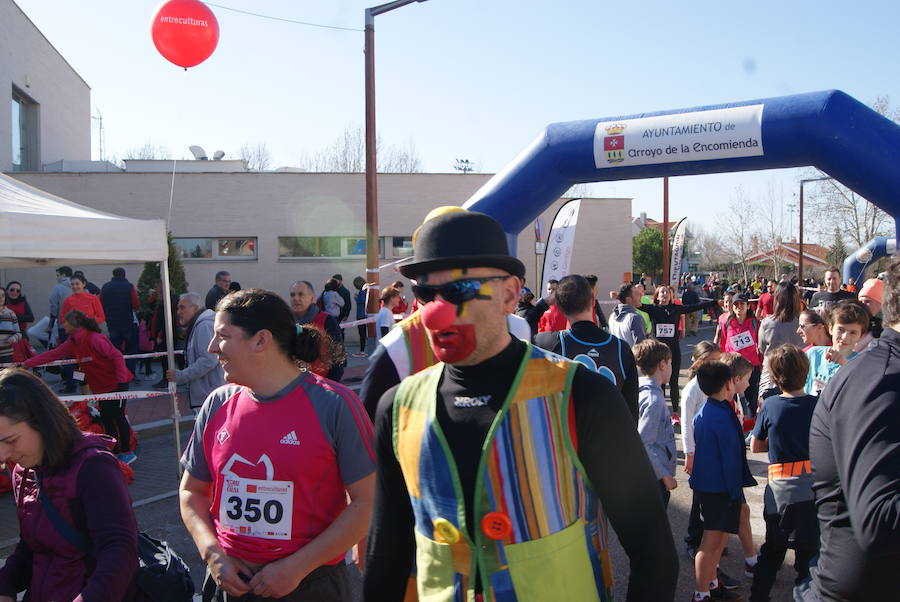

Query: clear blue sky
[14,0,900,239]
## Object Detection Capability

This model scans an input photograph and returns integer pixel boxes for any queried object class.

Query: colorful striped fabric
[394,344,614,602]
[399,311,438,374]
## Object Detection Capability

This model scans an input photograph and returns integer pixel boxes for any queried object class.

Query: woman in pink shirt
[720,292,762,417]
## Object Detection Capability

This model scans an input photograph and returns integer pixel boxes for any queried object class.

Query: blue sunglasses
[412,276,511,305]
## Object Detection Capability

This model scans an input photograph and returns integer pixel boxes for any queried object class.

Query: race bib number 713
[219,476,293,540]
[729,331,754,352]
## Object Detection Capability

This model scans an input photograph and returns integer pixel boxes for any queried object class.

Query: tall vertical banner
[669,217,688,288]
[541,199,582,293]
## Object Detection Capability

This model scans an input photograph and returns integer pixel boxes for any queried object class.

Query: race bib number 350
[219,476,293,540]
[729,331,754,351]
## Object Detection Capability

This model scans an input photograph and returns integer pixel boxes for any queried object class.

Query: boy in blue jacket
[690,361,757,602]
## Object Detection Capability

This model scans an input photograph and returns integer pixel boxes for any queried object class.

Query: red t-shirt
[537,304,568,333]
[757,292,774,318]
[185,374,375,564]
[61,292,106,324]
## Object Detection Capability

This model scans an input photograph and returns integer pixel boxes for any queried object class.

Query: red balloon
[150,0,219,68]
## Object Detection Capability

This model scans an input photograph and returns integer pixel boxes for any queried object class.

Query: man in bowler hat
[363,209,678,601]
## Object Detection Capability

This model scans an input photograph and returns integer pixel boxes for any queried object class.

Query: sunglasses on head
[412,276,511,305]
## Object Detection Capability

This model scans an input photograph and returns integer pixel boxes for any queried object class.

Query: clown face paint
[416,267,515,366]
[421,299,477,363]
[454,282,494,320]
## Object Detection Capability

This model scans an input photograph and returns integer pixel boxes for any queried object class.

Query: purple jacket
[0,433,142,601]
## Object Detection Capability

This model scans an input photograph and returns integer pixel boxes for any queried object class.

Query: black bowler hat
[400,211,526,280]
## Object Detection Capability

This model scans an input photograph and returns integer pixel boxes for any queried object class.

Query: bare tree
[380,139,422,173]
[453,159,474,173]
[565,182,597,198]
[300,125,422,173]
[306,127,365,172]
[802,96,898,247]
[804,175,895,248]
[758,181,789,276]
[123,142,171,160]
[691,224,733,271]
[723,187,758,282]
[239,142,271,172]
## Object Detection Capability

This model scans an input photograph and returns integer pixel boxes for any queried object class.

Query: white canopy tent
[0,173,184,474]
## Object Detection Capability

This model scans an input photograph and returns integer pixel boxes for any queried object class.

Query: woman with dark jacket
[640,285,716,419]
[0,368,140,602]
[23,311,135,463]
[4,282,34,335]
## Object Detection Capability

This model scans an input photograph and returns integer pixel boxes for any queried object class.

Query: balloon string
[204,2,363,32]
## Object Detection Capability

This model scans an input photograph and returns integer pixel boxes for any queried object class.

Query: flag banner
[670,217,688,288]
[541,199,582,293]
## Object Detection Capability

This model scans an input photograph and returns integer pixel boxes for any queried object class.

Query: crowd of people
[0,209,898,601]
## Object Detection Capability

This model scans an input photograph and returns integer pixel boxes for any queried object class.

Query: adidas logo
[279,430,300,446]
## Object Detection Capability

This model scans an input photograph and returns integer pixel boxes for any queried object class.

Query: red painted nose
[421,299,457,331]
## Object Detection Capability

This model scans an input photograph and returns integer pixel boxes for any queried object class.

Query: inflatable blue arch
[463,90,900,270]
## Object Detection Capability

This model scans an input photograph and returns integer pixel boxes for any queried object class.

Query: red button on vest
[481,512,512,540]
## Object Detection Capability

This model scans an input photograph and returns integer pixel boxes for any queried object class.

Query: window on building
[344,237,385,258]
[278,237,385,259]
[173,237,257,260]
[392,236,413,258]
[11,87,39,171]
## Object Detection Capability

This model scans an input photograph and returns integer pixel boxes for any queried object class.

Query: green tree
[633,227,663,279]
[137,232,189,306]
[825,227,848,269]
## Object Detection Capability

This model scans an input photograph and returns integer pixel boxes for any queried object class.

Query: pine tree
[137,232,189,305]
[825,227,848,269]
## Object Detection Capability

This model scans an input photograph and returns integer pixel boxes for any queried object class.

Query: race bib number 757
[219,476,293,540]
[656,323,676,338]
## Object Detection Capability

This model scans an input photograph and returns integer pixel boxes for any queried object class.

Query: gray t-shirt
[757,316,805,396]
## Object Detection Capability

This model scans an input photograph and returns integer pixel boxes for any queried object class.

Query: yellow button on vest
[433,518,461,543]
[481,512,512,540]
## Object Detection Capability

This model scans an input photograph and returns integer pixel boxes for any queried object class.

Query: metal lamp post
[798,176,833,281]
[364,0,430,319]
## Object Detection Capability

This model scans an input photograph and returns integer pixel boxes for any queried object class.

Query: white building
[0,0,91,172]
[6,169,633,333]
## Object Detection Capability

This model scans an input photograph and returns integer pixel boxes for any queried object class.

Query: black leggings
[99,399,131,453]
[357,324,367,352]
[663,339,682,413]
[746,365,762,418]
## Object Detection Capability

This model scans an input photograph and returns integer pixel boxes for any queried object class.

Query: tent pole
[160,259,183,477]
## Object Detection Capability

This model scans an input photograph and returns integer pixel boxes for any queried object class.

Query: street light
[364,0,430,319]
[798,176,833,281]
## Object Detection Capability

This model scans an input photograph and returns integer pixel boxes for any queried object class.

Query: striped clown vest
[393,344,614,602]
[398,310,438,374]
[380,310,439,381]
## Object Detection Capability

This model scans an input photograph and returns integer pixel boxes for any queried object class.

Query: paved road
[1,324,800,600]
